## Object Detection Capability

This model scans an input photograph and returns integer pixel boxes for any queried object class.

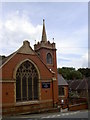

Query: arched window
[16,61,38,102]
[46,53,52,64]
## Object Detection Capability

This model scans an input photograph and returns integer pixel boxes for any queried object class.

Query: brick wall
[69,103,88,111]
[2,100,54,116]
[1,52,59,115]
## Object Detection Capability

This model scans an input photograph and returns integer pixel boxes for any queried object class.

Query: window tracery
[16,60,38,102]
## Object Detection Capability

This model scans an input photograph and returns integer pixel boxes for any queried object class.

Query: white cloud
[71,52,88,69]
[0,11,42,55]
[88,49,90,68]
[57,50,88,69]
[56,24,88,68]
[82,52,88,67]
[56,25,88,49]
[0,6,88,69]
[1,0,89,2]
[0,20,3,30]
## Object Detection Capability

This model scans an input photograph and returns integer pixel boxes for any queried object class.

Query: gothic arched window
[16,60,38,102]
[46,53,52,64]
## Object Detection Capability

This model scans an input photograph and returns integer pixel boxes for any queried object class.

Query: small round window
[46,53,52,64]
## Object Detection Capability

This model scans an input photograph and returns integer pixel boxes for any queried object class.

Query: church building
[0,19,59,116]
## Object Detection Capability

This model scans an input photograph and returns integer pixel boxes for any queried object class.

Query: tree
[78,68,90,77]
[58,67,83,80]
[69,70,83,80]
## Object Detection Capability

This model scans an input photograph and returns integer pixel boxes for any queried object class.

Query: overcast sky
[0,2,88,69]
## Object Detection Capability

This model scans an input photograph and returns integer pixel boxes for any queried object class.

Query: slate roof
[58,74,68,86]
[76,77,90,90]
[68,79,81,91]
[67,77,90,91]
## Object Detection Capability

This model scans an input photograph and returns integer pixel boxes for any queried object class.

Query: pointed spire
[41,19,47,42]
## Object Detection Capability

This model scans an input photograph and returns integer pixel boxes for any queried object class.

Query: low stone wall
[2,100,57,116]
[69,103,88,111]
[69,97,87,105]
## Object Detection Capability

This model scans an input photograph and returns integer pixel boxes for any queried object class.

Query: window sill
[59,95,65,97]
[15,100,39,106]
[47,64,53,66]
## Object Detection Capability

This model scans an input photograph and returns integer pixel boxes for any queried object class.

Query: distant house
[68,80,81,92]
[58,74,68,107]
[76,77,90,98]
[68,77,90,98]
[67,79,81,97]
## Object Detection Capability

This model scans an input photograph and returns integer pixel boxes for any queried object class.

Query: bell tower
[34,19,58,106]
[34,19,57,73]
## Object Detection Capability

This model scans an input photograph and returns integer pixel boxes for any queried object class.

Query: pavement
[1,109,88,120]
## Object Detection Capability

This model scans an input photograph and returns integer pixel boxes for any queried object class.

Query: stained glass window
[16,61,39,102]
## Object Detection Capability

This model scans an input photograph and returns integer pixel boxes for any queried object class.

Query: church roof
[0,40,54,76]
[0,40,35,68]
[58,74,68,86]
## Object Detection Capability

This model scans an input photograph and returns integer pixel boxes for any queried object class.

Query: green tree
[58,67,83,80]
[69,70,83,80]
[78,68,90,77]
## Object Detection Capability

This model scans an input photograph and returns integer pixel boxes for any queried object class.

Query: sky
[0,2,88,69]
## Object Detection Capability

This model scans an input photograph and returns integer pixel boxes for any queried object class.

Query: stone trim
[0,52,17,69]
[13,59,41,103]
[15,100,39,106]
[35,46,56,51]
[40,79,52,82]
[52,77,56,81]
[18,41,35,55]
[0,80,15,83]
[0,40,35,69]
[2,99,53,107]
[40,99,53,103]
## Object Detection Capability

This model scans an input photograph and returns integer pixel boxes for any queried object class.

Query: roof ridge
[0,41,53,76]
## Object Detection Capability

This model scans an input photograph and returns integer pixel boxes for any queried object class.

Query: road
[2,110,88,120]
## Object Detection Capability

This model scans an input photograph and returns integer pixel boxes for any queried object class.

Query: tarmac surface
[1,109,88,120]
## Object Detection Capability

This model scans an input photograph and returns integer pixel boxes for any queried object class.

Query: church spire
[41,19,47,42]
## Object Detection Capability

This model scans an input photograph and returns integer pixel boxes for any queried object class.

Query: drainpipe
[52,78,54,108]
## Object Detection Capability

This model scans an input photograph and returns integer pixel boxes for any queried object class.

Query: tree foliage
[58,67,83,80]
[78,68,90,77]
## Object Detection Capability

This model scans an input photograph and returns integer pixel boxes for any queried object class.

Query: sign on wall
[42,82,50,88]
